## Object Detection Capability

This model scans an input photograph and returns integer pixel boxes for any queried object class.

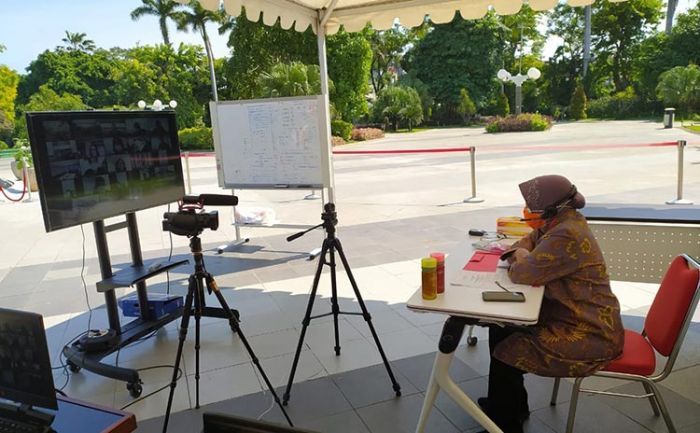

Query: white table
[407,240,545,433]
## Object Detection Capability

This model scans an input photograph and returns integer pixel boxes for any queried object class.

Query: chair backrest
[644,254,700,357]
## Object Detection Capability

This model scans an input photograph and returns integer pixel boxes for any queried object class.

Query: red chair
[549,254,700,433]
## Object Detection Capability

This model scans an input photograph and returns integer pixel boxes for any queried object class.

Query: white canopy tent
[177,0,622,202]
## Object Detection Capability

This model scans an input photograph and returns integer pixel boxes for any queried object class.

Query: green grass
[684,124,700,133]
[386,127,432,134]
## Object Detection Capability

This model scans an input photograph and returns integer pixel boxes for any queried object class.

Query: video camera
[162,194,238,237]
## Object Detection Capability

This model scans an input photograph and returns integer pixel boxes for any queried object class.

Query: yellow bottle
[421,257,438,300]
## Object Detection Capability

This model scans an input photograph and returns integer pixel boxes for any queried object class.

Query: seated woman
[480,175,625,433]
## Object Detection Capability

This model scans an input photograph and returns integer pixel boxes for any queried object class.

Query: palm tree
[582,6,592,77]
[666,0,678,34]
[61,31,96,52]
[258,63,325,97]
[174,1,222,100]
[130,0,182,46]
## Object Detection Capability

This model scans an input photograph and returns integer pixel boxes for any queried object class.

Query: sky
[0,0,698,73]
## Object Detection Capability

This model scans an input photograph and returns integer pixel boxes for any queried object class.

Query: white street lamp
[496,66,540,115]
[136,99,177,111]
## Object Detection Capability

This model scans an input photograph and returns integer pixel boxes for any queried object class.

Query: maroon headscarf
[518,175,586,212]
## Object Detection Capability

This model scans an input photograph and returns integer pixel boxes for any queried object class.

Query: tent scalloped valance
[176,0,625,34]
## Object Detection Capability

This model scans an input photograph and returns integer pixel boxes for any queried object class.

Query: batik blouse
[493,208,625,377]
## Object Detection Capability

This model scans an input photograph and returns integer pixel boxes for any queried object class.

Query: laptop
[0,308,57,433]
[203,413,320,433]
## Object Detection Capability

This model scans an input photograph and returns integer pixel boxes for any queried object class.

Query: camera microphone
[182,194,239,206]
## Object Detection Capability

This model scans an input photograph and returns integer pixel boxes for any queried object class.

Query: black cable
[79,224,93,381]
[54,388,66,397]
[119,365,182,410]
[166,203,173,295]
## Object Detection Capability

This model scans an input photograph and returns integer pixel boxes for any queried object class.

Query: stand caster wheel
[67,361,81,373]
[127,382,143,398]
[467,336,478,346]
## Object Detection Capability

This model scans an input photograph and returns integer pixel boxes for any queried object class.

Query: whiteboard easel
[210,96,331,255]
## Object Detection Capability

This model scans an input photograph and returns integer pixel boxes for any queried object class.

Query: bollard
[463,147,484,203]
[184,151,192,195]
[22,157,32,202]
[666,140,693,205]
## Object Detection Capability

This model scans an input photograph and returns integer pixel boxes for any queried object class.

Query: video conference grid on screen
[28,112,185,232]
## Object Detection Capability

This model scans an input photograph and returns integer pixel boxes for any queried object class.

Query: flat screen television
[26,111,185,232]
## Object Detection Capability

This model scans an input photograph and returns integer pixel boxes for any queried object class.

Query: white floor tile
[312,338,382,375]
[186,362,263,406]
[258,350,327,388]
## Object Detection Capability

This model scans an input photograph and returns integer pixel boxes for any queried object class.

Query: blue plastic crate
[119,293,183,318]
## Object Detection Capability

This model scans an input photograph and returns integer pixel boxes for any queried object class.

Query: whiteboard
[210,96,330,189]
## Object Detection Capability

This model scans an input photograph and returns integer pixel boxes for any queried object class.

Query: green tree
[592,0,663,92]
[61,31,96,52]
[327,29,372,121]
[112,44,211,127]
[495,92,510,117]
[569,81,588,120]
[17,47,117,108]
[500,6,545,71]
[397,72,434,121]
[175,1,223,100]
[0,66,19,126]
[632,5,700,103]
[406,12,507,123]
[221,9,317,100]
[401,86,423,131]
[131,0,183,46]
[656,64,700,117]
[457,88,476,124]
[257,62,325,97]
[15,85,86,138]
[0,44,5,53]
[366,25,410,94]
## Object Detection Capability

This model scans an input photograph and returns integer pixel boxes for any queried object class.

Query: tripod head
[287,202,337,242]
[162,194,238,237]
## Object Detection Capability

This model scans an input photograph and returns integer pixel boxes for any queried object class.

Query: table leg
[414,317,503,433]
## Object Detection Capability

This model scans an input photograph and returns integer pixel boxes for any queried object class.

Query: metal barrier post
[463,146,484,203]
[22,157,32,202]
[184,151,192,195]
[666,140,693,205]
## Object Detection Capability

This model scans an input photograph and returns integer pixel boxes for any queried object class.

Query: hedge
[331,120,353,141]
[178,127,213,150]
[485,113,552,133]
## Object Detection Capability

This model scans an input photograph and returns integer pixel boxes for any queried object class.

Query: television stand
[62,212,189,397]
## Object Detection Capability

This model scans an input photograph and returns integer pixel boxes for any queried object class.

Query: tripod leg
[334,239,402,396]
[328,245,341,356]
[205,275,295,427]
[162,276,196,433]
[283,239,329,405]
[194,276,204,409]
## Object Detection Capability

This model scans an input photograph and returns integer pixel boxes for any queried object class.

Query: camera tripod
[162,235,293,433]
[283,202,401,405]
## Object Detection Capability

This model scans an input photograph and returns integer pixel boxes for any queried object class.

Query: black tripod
[282,203,401,405]
[162,235,293,433]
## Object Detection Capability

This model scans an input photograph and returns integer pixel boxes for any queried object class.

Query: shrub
[0,140,8,150]
[569,82,587,120]
[495,92,510,117]
[485,113,553,133]
[588,87,641,119]
[331,120,353,141]
[351,127,384,141]
[457,88,476,124]
[178,127,213,150]
[331,136,346,146]
[373,86,423,131]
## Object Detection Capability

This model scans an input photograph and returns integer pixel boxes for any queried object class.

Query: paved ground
[1,120,699,432]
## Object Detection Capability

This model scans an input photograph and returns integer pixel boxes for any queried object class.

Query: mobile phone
[482,291,526,302]
[469,229,487,237]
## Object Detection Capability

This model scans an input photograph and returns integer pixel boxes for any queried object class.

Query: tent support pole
[317,13,336,204]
